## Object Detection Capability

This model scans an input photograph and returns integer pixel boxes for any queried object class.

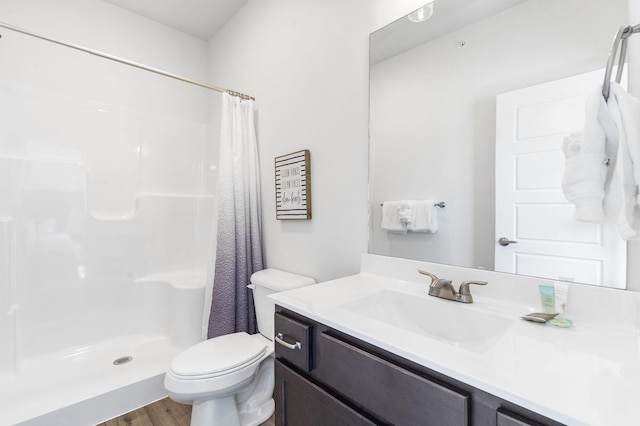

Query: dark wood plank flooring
[99,397,275,426]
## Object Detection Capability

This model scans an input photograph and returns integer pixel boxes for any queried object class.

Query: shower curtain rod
[0,21,255,101]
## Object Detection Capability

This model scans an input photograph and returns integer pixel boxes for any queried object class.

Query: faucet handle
[458,280,488,303]
[418,270,439,286]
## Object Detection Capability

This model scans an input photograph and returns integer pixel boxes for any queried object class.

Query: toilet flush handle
[275,333,302,350]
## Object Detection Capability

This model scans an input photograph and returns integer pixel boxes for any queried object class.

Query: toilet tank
[249,269,316,340]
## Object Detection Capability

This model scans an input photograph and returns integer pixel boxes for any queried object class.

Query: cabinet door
[315,332,470,426]
[275,360,378,426]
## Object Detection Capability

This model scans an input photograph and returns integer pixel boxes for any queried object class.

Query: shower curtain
[208,92,263,338]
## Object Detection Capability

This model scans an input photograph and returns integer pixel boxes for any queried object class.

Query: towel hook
[603,23,640,100]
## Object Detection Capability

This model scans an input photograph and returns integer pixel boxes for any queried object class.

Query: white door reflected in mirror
[494,69,626,288]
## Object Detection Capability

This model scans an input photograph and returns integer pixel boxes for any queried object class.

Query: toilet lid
[170,332,267,378]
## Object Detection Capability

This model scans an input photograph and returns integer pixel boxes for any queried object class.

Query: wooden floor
[99,397,275,426]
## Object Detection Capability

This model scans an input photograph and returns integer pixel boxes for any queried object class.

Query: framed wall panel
[275,149,311,220]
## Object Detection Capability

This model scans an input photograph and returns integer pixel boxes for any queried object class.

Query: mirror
[369,0,630,289]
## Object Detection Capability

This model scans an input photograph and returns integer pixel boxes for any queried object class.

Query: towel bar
[380,201,445,208]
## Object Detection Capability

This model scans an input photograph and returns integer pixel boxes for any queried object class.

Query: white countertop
[269,254,640,426]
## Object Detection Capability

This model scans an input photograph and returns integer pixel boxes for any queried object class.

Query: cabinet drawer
[275,360,377,426]
[497,408,547,426]
[274,312,312,372]
[316,332,470,426]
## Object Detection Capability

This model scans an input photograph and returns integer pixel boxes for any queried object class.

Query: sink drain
[113,356,133,366]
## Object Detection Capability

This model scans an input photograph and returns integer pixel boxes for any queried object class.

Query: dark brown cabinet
[274,307,565,426]
[316,332,469,425]
[497,409,548,426]
[275,361,377,426]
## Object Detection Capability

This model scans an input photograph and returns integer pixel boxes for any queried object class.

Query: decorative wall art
[275,149,311,220]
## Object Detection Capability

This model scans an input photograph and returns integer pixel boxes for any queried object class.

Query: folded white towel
[397,200,414,224]
[407,200,438,233]
[608,82,640,239]
[381,201,411,233]
[562,132,582,158]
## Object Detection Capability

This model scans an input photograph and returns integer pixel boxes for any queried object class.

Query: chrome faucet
[418,270,487,303]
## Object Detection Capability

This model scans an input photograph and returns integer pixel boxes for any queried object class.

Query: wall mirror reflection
[369,0,632,289]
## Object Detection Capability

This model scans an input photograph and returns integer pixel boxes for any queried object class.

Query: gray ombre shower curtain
[208,92,263,338]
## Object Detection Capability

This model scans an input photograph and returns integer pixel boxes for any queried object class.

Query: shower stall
[0,21,219,425]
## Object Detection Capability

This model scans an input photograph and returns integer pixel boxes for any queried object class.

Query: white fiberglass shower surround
[0,21,223,425]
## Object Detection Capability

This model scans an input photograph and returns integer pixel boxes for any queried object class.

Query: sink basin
[340,290,515,352]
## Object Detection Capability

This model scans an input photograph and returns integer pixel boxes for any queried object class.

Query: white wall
[210,0,639,290]
[0,0,208,79]
[207,0,425,283]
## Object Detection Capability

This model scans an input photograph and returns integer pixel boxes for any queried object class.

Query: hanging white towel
[561,87,617,223]
[381,201,412,233]
[608,82,640,240]
[397,200,414,224]
[407,200,438,233]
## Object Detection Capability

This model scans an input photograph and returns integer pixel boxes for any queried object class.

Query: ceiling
[103,0,248,41]
[370,0,527,65]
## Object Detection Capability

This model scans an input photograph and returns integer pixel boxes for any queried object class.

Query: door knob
[498,237,517,246]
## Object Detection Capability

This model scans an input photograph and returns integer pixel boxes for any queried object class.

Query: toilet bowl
[164,269,316,426]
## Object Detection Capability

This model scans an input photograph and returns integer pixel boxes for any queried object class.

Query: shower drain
[113,356,133,366]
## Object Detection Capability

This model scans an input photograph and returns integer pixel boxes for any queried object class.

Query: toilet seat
[169,332,268,380]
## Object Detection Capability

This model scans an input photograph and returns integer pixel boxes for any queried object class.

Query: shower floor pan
[0,334,184,426]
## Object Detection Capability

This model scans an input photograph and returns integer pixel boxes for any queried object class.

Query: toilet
[164,268,316,426]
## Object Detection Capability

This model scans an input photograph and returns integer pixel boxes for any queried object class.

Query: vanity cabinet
[276,361,377,426]
[274,307,564,426]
